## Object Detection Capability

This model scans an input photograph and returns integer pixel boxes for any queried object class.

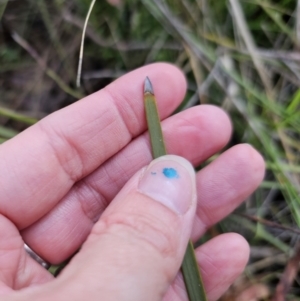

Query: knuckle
[93,210,178,259]
[75,180,109,223]
[37,121,84,182]
[102,87,141,137]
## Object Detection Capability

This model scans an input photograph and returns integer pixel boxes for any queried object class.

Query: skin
[0,63,265,301]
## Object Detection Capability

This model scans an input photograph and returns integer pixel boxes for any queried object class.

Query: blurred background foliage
[1,0,300,299]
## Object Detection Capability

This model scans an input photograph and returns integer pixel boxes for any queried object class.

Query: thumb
[33,155,196,301]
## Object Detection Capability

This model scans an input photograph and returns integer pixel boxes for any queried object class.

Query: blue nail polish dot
[163,168,179,179]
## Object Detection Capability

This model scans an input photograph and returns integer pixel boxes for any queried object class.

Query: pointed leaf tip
[144,76,154,94]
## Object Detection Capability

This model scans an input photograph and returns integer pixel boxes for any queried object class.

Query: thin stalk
[0,107,37,125]
[76,0,97,87]
[143,77,207,301]
[0,0,8,20]
[0,125,18,139]
[11,32,83,99]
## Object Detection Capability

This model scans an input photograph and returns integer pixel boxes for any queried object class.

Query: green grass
[1,0,300,299]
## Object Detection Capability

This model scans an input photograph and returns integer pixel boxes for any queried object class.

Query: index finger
[0,63,186,229]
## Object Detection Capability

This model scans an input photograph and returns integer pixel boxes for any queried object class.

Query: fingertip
[233,143,266,187]
[141,63,187,115]
[166,233,250,301]
[197,233,250,301]
[198,232,250,275]
[107,62,187,107]
[195,143,265,232]
[151,62,187,99]
[196,105,232,151]
[161,105,232,166]
[138,155,197,215]
[217,232,250,265]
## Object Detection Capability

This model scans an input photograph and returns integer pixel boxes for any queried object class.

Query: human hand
[0,63,265,301]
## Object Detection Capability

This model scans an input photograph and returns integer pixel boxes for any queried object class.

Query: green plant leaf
[144,76,207,301]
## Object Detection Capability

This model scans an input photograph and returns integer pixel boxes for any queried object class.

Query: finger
[0,63,186,229]
[191,143,265,240]
[164,233,250,301]
[22,105,232,264]
[16,155,197,301]
[0,215,53,295]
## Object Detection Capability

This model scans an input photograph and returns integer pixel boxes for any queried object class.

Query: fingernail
[138,155,196,215]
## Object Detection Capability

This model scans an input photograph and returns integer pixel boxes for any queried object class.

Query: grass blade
[76,0,97,88]
[144,77,166,158]
[0,0,8,20]
[144,76,207,301]
[182,241,208,301]
[0,107,37,125]
[0,125,18,139]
